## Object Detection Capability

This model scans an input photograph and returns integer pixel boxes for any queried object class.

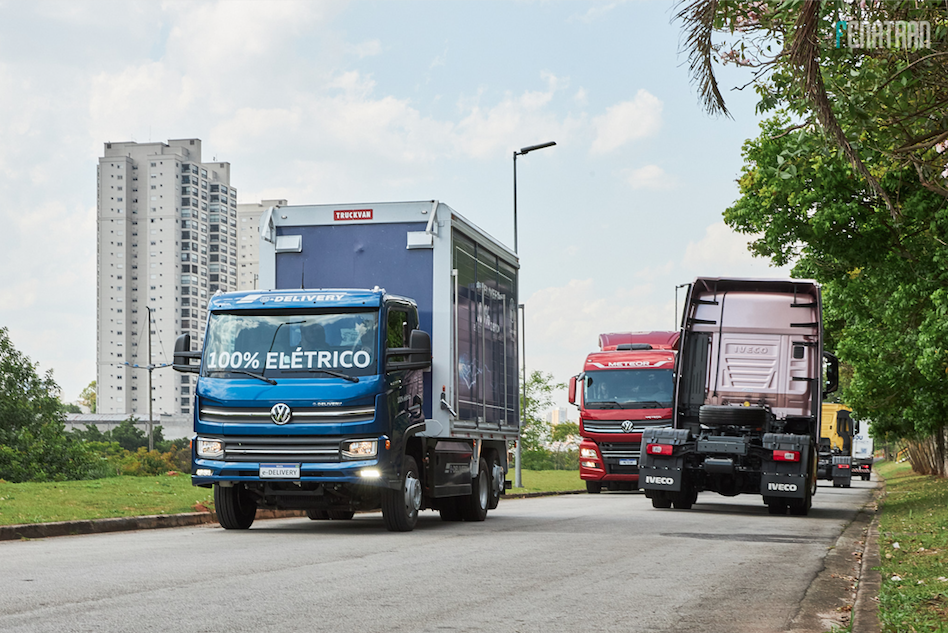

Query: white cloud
[681,221,792,278]
[625,164,674,190]
[570,1,634,24]
[590,89,662,153]
[524,279,676,387]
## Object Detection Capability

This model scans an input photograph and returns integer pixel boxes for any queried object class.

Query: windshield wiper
[281,368,360,383]
[206,369,277,385]
[585,401,622,409]
[624,401,669,409]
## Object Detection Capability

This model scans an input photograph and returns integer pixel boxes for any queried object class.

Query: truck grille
[599,442,640,475]
[222,435,344,463]
[200,405,375,425]
[583,420,663,434]
[599,443,641,460]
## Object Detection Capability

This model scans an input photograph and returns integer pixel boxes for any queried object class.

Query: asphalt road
[0,479,875,633]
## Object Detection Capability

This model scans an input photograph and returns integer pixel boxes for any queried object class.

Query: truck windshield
[202,310,379,379]
[583,369,673,409]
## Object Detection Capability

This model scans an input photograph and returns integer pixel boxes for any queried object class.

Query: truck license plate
[619,459,638,466]
[260,463,301,479]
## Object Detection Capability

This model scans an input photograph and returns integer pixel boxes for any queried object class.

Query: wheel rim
[405,471,421,514]
[477,470,489,509]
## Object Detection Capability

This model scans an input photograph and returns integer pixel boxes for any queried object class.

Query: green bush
[522,448,578,471]
[79,440,191,477]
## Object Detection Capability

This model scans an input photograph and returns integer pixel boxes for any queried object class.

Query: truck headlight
[342,440,378,459]
[580,448,598,459]
[196,437,224,459]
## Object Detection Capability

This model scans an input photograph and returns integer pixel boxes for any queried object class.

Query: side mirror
[568,376,577,405]
[386,329,432,371]
[173,333,201,374]
[823,351,839,398]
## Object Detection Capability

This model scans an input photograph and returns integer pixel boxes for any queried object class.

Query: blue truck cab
[174,201,519,532]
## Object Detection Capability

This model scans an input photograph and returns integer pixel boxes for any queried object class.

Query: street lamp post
[513,141,556,253]
[512,140,556,488]
[123,306,171,452]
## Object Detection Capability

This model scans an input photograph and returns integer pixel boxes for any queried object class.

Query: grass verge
[875,460,948,632]
[0,475,214,526]
[0,469,583,526]
[508,469,583,494]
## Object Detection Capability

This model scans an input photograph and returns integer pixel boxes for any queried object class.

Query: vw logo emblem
[621,420,635,433]
[270,403,292,425]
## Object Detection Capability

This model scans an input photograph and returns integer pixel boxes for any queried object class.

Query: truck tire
[460,458,489,522]
[651,493,672,509]
[586,481,602,494]
[439,498,463,521]
[381,455,422,532]
[215,483,256,529]
[766,499,788,515]
[698,405,768,427]
[672,484,697,510]
[487,453,503,510]
[306,509,330,520]
[328,510,355,520]
[788,485,812,516]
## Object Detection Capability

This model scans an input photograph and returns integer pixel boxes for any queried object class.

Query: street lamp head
[518,141,557,156]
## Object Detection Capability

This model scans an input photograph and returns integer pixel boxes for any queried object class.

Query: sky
[0,0,791,416]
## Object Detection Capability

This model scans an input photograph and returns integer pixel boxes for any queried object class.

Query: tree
[675,1,948,473]
[519,370,565,452]
[552,421,580,442]
[79,380,96,413]
[0,327,96,482]
[62,403,82,413]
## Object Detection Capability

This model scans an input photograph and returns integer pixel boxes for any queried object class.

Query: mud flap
[761,433,811,499]
[759,473,807,498]
[640,428,690,493]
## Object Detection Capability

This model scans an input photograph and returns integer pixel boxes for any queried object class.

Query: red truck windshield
[583,368,673,409]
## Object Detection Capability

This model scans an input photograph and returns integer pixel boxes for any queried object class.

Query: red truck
[568,332,679,493]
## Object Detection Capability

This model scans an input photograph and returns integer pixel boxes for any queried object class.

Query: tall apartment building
[548,407,570,424]
[236,199,286,290]
[97,139,238,421]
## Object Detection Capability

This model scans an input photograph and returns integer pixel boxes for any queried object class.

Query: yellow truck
[817,403,856,487]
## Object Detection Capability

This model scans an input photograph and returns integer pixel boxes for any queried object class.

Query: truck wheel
[651,494,672,509]
[699,405,768,427]
[215,483,256,529]
[487,454,503,510]
[439,499,463,521]
[672,483,697,510]
[460,458,489,522]
[328,510,355,520]
[306,509,330,520]
[381,455,422,532]
[766,499,788,515]
[586,481,602,494]
[862,473,871,481]
[789,474,813,516]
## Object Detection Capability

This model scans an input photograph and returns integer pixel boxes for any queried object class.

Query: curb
[852,480,884,633]
[0,509,306,541]
[0,493,586,541]
[788,477,882,632]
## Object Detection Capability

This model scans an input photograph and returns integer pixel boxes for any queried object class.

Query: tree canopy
[0,327,97,482]
[674,1,948,454]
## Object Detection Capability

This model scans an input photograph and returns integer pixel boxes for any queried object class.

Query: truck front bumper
[191,456,397,489]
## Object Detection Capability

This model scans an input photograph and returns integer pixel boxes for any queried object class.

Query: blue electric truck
[173,201,519,531]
